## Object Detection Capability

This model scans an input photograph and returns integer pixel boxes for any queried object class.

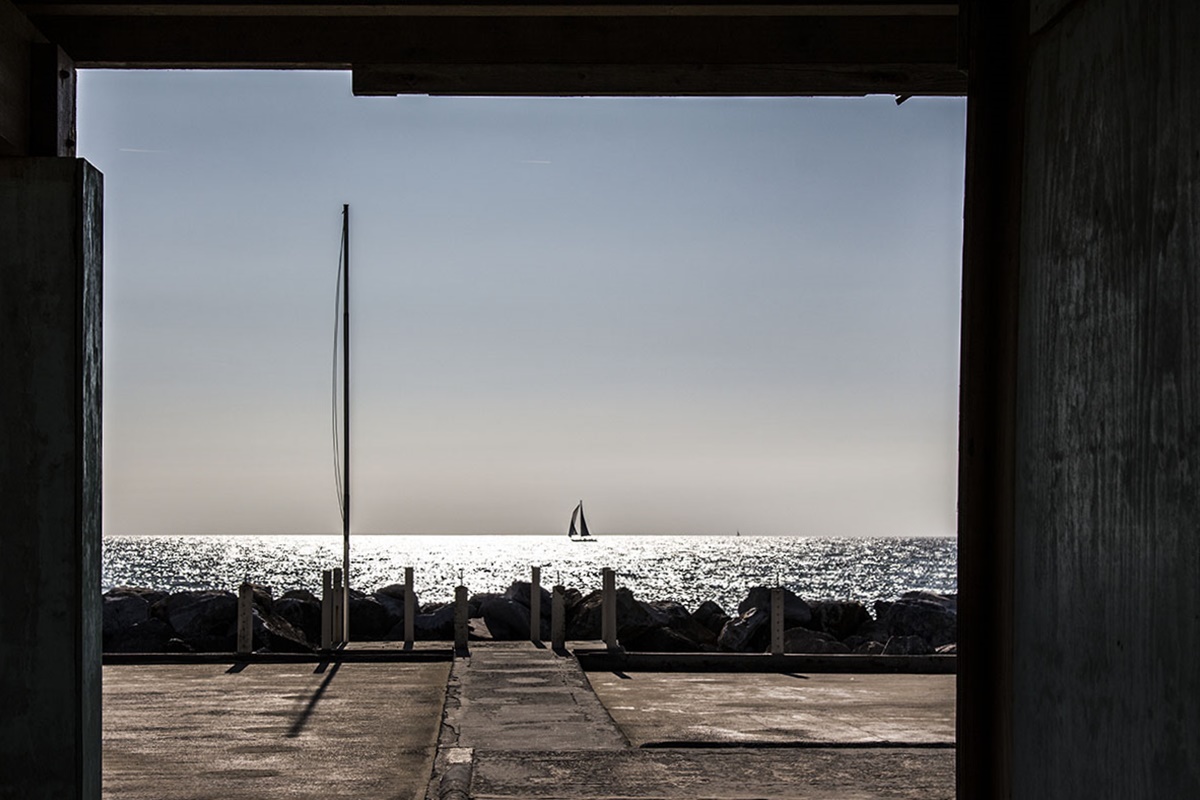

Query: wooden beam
[956,0,1025,797]
[353,61,963,96]
[20,0,958,17]
[29,43,76,156]
[0,0,45,155]
[19,11,963,98]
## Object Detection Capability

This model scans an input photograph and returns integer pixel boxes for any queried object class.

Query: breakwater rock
[101,582,956,655]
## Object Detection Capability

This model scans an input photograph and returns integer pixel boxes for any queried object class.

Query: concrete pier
[101,643,955,799]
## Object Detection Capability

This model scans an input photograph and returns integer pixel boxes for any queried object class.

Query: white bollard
[321,569,334,651]
[237,582,254,655]
[771,587,785,656]
[332,568,344,644]
[601,567,617,650]
[404,566,415,647]
[551,585,565,652]
[454,585,469,655]
[530,566,542,643]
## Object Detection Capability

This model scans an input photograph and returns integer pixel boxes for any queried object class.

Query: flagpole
[342,203,351,642]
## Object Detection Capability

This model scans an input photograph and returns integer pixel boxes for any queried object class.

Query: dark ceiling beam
[1,0,43,154]
[353,61,961,96]
[18,1,962,96]
[19,0,957,16]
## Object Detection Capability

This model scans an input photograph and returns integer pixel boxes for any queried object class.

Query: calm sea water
[103,535,956,612]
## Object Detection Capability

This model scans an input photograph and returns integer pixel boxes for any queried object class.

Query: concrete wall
[1015,0,1200,796]
[0,158,103,799]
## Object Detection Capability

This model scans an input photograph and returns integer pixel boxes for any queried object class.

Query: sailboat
[568,500,597,542]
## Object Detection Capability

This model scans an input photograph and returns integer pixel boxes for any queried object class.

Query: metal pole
[341,203,351,643]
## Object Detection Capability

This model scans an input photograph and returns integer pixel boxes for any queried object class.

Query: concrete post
[551,585,566,652]
[0,159,102,800]
[454,585,469,655]
[601,568,617,650]
[237,583,254,655]
[530,566,542,643]
[321,570,334,650]
[770,588,785,656]
[332,568,344,644]
[404,566,415,647]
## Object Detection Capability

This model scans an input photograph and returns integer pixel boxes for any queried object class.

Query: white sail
[568,501,582,538]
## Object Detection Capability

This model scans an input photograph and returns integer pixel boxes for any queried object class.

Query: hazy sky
[78,71,966,537]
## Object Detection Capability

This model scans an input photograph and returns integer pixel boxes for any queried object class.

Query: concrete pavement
[431,644,953,799]
[101,644,955,799]
[103,661,449,800]
[587,671,955,746]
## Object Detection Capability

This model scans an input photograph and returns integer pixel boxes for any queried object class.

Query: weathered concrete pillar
[601,568,617,650]
[529,566,541,643]
[769,588,785,656]
[551,585,566,652]
[0,158,102,800]
[237,583,254,655]
[404,566,415,648]
[454,585,469,655]
[321,569,334,650]
[332,568,344,643]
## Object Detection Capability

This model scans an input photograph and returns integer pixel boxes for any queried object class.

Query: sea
[103,534,957,612]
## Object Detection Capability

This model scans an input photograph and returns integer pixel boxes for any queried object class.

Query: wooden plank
[1016,0,1200,796]
[1029,0,1073,32]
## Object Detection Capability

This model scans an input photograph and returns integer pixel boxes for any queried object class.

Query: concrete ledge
[573,649,956,674]
[103,648,454,665]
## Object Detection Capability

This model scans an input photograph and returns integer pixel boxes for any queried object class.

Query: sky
[77,71,966,537]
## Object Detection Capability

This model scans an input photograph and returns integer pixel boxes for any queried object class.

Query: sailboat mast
[341,203,351,640]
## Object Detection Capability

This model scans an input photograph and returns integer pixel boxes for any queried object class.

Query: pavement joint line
[429,655,471,800]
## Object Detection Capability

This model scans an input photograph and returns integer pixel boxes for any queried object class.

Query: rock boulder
[348,593,393,640]
[693,601,731,638]
[809,600,871,641]
[783,626,851,654]
[876,596,956,647]
[718,607,769,652]
[736,586,812,629]
[481,596,531,640]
